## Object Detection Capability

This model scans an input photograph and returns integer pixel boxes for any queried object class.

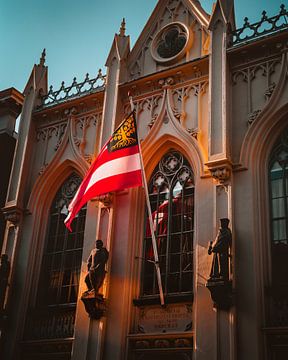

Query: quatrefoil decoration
[157,27,186,59]
[151,22,191,65]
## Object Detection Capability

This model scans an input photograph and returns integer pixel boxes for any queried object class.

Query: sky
[1,0,287,92]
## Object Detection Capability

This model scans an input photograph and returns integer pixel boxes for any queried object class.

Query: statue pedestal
[206,278,232,310]
[81,291,107,319]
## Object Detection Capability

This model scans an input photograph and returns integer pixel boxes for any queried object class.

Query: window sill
[133,293,193,306]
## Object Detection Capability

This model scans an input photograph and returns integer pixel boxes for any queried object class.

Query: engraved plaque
[138,304,192,333]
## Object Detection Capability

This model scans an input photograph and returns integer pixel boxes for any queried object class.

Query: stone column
[205,1,236,360]
[0,51,48,359]
[72,194,114,360]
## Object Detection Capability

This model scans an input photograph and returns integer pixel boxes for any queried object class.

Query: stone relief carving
[128,0,203,81]
[172,81,207,125]
[124,92,164,134]
[187,128,199,139]
[124,75,207,141]
[36,122,67,174]
[247,109,261,126]
[35,110,101,175]
[130,335,193,353]
[210,165,231,185]
[36,123,66,143]
[264,82,276,100]
[232,56,282,126]
[73,112,102,161]
[232,57,281,85]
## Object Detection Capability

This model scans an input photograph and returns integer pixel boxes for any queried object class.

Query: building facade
[1,1,288,359]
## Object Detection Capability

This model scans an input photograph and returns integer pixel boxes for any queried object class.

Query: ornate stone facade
[1,1,288,360]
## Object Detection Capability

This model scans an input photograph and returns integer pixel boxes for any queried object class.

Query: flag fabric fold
[65,112,143,231]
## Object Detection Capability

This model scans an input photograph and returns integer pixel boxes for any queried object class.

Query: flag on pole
[64,112,143,231]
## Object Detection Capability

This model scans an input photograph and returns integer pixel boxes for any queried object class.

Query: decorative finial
[119,18,126,36]
[40,48,46,66]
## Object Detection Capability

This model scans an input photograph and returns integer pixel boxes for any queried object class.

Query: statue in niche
[0,254,10,313]
[208,218,232,282]
[85,239,109,295]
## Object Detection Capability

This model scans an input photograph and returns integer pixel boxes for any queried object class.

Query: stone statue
[85,240,109,294]
[208,218,232,281]
[0,254,10,312]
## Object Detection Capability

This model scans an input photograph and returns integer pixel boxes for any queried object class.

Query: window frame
[37,172,86,307]
[138,151,195,304]
[268,133,288,287]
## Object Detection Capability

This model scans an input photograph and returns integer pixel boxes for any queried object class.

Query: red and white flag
[65,112,143,231]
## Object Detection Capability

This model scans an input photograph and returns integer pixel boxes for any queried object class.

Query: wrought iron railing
[231,4,288,47]
[23,305,76,340]
[41,69,106,107]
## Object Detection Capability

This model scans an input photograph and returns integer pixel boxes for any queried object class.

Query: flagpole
[129,93,165,306]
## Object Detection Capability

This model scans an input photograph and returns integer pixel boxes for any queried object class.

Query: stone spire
[39,48,46,66]
[119,18,126,36]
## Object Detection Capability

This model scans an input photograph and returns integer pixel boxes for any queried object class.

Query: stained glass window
[269,130,288,285]
[142,151,194,297]
[157,27,187,59]
[38,173,86,306]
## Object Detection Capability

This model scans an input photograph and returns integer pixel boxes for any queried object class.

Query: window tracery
[24,173,86,342]
[142,151,194,298]
[150,22,191,65]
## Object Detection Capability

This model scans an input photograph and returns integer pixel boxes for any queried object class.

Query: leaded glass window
[157,26,187,59]
[142,151,194,297]
[38,173,86,306]
[269,130,288,285]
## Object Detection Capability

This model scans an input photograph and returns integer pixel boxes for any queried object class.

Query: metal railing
[41,69,105,107]
[231,4,288,46]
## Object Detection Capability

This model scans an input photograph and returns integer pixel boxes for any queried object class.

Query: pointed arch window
[24,173,86,344]
[269,130,288,286]
[39,172,86,306]
[141,151,194,300]
[265,128,288,358]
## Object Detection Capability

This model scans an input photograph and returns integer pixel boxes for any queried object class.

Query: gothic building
[0,1,288,359]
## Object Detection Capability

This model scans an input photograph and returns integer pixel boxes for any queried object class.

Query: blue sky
[1,0,287,91]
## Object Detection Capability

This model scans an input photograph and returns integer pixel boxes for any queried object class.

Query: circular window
[151,22,192,65]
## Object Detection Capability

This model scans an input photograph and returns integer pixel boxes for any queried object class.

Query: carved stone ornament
[81,291,107,320]
[94,193,113,207]
[206,279,233,310]
[158,76,175,88]
[187,128,199,139]
[3,207,22,225]
[210,166,231,184]
[265,82,276,100]
[151,22,192,65]
[129,335,193,353]
[247,109,261,126]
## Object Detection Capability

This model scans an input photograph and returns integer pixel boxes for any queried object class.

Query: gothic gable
[128,0,210,81]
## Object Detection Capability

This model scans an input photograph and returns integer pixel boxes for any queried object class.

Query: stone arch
[239,103,288,334]
[142,132,205,184]
[240,103,288,171]
[26,159,86,304]
[28,159,86,214]
[239,52,288,299]
[240,51,288,169]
